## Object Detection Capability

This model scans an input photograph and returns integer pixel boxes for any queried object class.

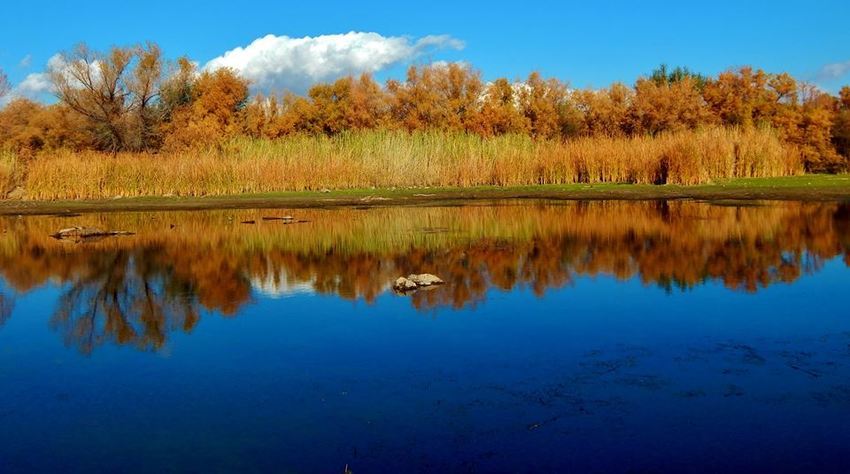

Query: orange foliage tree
[0,99,91,155]
[628,76,710,135]
[517,72,573,139]
[386,63,484,132]
[161,67,249,150]
[1,42,848,173]
[834,86,850,160]
[572,83,631,137]
[472,78,529,136]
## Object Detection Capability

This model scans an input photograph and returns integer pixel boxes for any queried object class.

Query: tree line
[1,42,849,172]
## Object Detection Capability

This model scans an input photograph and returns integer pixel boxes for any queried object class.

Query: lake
[1,199,849,473]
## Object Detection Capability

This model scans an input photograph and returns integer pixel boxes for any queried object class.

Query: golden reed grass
[22,126,801,200]
[0,148,20,194]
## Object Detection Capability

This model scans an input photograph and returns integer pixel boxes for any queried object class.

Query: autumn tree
[344,73,390,130]
[276,94,321,136]
[435,63,485,131]
[794,86,843,172]
[472,78,529,136]
[572,83,632,136]
[762,73,802,144]
[241,93,272,138]
[159,57,196,120]
[4,44,846,174]
[302,74,389,134]
[0,99,42,150]
[386,66,437,131]
[628,76,709,135]
[50,43,164,152]
[161,67,249,150]
[130,43,165,150]
[51,43,133,152]
[702,67,774,128]
[0,99,91,155]
[387,63,483,132]
[517,72,573,139]
[834,86,850,160]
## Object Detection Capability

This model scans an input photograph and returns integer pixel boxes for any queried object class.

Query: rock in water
[360,195,391,202]
[408,274,444,287]
[393,274,445,294]
[51,226,134,242]
[393,277,419,293]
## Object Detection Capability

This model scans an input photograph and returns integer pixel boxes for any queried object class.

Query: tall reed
[22,126,800,200]
[0,149,20,194]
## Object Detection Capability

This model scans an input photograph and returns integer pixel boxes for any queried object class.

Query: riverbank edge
[2,175,849,215]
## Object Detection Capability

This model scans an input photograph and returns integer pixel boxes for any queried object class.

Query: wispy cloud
[0,54,62,105]
[2,33,466,106]
[19,54,32,69]
[15,71,53,96]
[204,32,465,93]
[815,60,850,82]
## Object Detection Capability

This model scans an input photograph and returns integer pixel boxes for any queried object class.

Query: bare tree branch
[50,43,163,152]
[0,68,10,99]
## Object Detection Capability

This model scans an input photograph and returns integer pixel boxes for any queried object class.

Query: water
[0,200,849,473]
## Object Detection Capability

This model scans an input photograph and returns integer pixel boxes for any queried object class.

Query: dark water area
[1,200,849,473]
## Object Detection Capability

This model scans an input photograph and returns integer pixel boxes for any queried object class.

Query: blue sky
[2,0,850,98]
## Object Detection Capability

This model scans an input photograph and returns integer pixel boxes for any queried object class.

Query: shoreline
[2,175,849,215]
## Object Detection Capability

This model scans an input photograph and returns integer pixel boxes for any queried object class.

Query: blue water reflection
[0,201,849,472]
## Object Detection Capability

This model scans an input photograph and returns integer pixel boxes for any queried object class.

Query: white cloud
[430,60,470,69]
[19,54,32,69]
[816,60,850,81]
[0,72,51,106]
[203,32,465,93]
[15,71,52,96]
[0,54,63,106]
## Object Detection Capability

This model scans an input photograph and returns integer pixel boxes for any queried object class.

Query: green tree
[650,64,708,90]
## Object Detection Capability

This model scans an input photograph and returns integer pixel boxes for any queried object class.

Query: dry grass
[22,126,801,200]
[0,149,20,195]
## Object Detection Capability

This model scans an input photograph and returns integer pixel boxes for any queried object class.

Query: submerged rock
[408,274,444,286]
[393,277,419,293]
[360,195,391,202]
[393,273,445,294]
[51,226,134,242]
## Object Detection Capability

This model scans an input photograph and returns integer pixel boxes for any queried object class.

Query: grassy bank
[12,127,802,201]
[1,174,849,215]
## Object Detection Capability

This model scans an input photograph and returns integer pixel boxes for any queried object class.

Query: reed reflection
[0,200,848,353]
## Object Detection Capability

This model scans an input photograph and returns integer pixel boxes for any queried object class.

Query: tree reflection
[49,250,201,354]
[0,201,847,354]
[0,292,13,326]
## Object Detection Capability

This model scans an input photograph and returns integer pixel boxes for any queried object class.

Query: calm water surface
[1,200,849,473]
